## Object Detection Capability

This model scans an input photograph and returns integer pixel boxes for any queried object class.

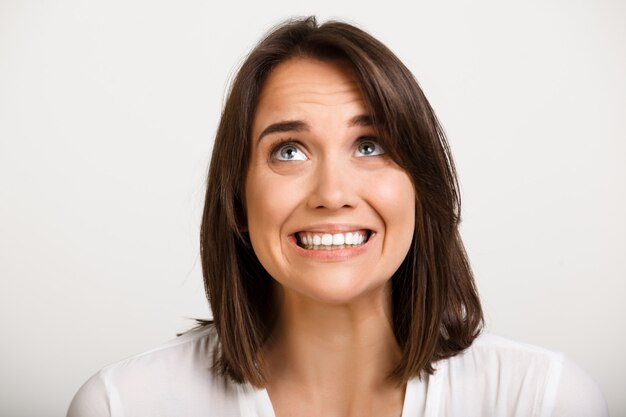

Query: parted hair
[199,16,483,388]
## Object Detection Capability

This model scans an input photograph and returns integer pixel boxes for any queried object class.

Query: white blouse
[67,326,608,417]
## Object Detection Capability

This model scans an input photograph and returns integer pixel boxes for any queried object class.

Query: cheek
[369,170,416,230]
[244,168,301,237]
[370,170,416,279]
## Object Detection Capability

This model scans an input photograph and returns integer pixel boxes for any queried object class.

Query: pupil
[282,147,295,159]
[361,143,373,154]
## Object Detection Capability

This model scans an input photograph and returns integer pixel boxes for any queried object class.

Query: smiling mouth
[295,230,373,250]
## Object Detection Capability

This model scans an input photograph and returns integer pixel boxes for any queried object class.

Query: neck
[262,282,402,391]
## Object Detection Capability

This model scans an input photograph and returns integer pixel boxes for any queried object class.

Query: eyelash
[268,137,384,161]
[269,138,303,160]
[356,137,385,157]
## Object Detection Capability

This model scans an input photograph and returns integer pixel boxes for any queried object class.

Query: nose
[306,156,358,210]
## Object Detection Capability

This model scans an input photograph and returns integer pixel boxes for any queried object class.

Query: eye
[355,138,385,157]
[271,141,307,161]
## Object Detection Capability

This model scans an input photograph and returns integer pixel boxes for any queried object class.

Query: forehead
[259,57,361,101]
[252,58,367,135]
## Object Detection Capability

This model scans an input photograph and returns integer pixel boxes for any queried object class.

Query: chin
[289,275,390,307]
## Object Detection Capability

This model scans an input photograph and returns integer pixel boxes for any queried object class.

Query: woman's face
[244,57,415,305]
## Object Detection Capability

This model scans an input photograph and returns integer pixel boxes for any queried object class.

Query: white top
[67,326,608,417]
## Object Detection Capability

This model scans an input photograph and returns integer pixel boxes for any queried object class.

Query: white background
[1,1,624,416]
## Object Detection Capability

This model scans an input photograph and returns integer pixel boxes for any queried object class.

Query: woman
[68,17,608,417]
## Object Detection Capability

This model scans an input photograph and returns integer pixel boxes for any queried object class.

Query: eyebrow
[256,114,374,144]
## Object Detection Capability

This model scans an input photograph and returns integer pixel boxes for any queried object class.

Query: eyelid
[268,138,308,161]
[355,136,385,157]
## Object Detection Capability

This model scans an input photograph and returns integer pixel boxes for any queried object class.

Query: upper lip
[291,224,375,234]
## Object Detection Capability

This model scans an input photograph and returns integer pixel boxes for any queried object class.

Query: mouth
[294,229,373,250]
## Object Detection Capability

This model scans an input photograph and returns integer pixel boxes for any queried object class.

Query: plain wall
[1,1,624,416]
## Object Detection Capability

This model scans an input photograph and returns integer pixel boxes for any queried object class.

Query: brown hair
[200,16,483,387]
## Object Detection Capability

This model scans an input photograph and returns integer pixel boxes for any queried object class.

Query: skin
[244,57,416,417]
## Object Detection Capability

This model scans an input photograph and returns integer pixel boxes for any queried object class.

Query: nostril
[314,203,356,211]
[307,174,358,211]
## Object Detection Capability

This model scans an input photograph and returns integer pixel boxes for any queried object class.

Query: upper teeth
[297,231,369,247]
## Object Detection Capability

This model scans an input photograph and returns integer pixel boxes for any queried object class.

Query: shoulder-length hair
[200,16,483,388]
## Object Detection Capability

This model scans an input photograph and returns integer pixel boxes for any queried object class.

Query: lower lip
[288,232,377,261]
